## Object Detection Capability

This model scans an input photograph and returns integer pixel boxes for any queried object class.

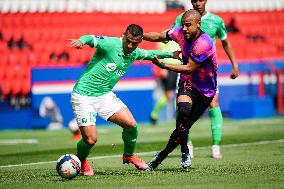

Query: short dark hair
[126,24,143,37]
[182,9,201,21]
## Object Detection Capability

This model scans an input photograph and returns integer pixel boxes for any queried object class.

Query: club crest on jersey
[82,118,87,123]
[96,36,104,39]
[106,63,116,72]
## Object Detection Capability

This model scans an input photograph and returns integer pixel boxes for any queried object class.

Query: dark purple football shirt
[168,27,218,97]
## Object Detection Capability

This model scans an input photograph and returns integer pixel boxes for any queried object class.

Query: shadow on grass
[53,169,150,182]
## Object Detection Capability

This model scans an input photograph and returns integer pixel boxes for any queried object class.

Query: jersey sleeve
[189,37,213,64]
[171,13,183,28]
[91,36,113,54]
[135,48,173,61]
[166,27,181,42]
[216,18,227,41]
[79,35,103,48]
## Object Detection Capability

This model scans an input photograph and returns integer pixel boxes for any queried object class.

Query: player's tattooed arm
[152,55,199,75]
[143,32,168,42]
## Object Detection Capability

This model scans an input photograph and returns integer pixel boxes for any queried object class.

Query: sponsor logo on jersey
[115,69,126,77]
[106,63,117,72]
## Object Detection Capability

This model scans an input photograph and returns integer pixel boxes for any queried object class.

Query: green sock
[76,139,94,160]
[187,134,191,142]
[209,107,223,145]
[122,125,138,156]
[151,96,169,119]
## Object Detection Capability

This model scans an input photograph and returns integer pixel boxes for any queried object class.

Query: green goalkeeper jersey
[172,12,227,45]
[73,35,174,97]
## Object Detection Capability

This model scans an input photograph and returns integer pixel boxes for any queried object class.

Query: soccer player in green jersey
[68,24,180,176]
[172,0,239,159]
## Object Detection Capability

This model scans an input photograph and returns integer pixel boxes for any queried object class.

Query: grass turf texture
[0,117,283,189]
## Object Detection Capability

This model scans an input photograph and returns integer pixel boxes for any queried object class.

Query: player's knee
[209,100,219,108]
[130,121,137,128]
[85,136,97,145]
[126,119,137,128]
[177,102,192,118]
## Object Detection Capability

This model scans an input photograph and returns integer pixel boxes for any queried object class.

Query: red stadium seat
[1,78,12,97]
[11,78,22,96]
[22,77,31,95]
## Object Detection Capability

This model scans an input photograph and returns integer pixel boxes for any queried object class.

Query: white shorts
[71,92,127,126]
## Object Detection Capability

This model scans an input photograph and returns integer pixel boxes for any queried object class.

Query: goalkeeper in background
[172,0,239,158]
[68,24,181,176]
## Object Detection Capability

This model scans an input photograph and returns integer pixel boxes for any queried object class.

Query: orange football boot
[81,160,94,176]
[122,155,148,170]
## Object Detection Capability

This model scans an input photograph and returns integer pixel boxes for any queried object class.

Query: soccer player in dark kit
[173,0,239,158]
[143,9,218,170]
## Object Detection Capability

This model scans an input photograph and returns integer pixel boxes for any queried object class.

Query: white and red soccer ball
[56,154,81,179]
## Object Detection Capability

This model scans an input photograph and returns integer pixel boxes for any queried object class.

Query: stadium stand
[1,10,284,97]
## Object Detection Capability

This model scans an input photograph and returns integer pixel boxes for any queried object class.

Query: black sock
[179,126,190,154]
[159,129,180,161]
[176,102,193,154]
[159,102,193,160]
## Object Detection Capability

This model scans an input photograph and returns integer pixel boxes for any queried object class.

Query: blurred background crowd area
[0,0,283,109]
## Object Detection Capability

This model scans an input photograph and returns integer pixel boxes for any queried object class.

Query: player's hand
[152,56,166,69]
[173,51,182,61]
[230,66,239,79]
[68,39,83,49]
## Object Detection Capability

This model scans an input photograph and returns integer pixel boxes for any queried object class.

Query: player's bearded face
[122,31,142,54]
[182,17,200,41]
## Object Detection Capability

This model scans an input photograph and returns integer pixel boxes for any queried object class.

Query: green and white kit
[72,35,174,126]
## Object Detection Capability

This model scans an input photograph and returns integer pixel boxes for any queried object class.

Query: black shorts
[160,71,177,91]
[177,81,214,123]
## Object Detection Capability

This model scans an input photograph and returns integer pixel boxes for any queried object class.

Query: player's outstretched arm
[68,39,84,49]
[68,35,95,49]
[143,32,168,42]
[142,50,181,61]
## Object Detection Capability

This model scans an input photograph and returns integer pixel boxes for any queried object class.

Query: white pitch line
[0,139,38,145]
[0,139,283,168]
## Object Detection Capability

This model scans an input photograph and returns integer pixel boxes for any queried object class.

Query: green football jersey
[73,35,173,97]
[172,12,227,45]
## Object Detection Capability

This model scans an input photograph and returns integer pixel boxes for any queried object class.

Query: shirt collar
[201,11,210,20]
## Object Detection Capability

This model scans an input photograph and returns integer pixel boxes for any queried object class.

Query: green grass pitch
[0,117,284,189]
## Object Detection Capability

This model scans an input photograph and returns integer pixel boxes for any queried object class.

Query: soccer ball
[56,154,81,179]
[68,118,79,133]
